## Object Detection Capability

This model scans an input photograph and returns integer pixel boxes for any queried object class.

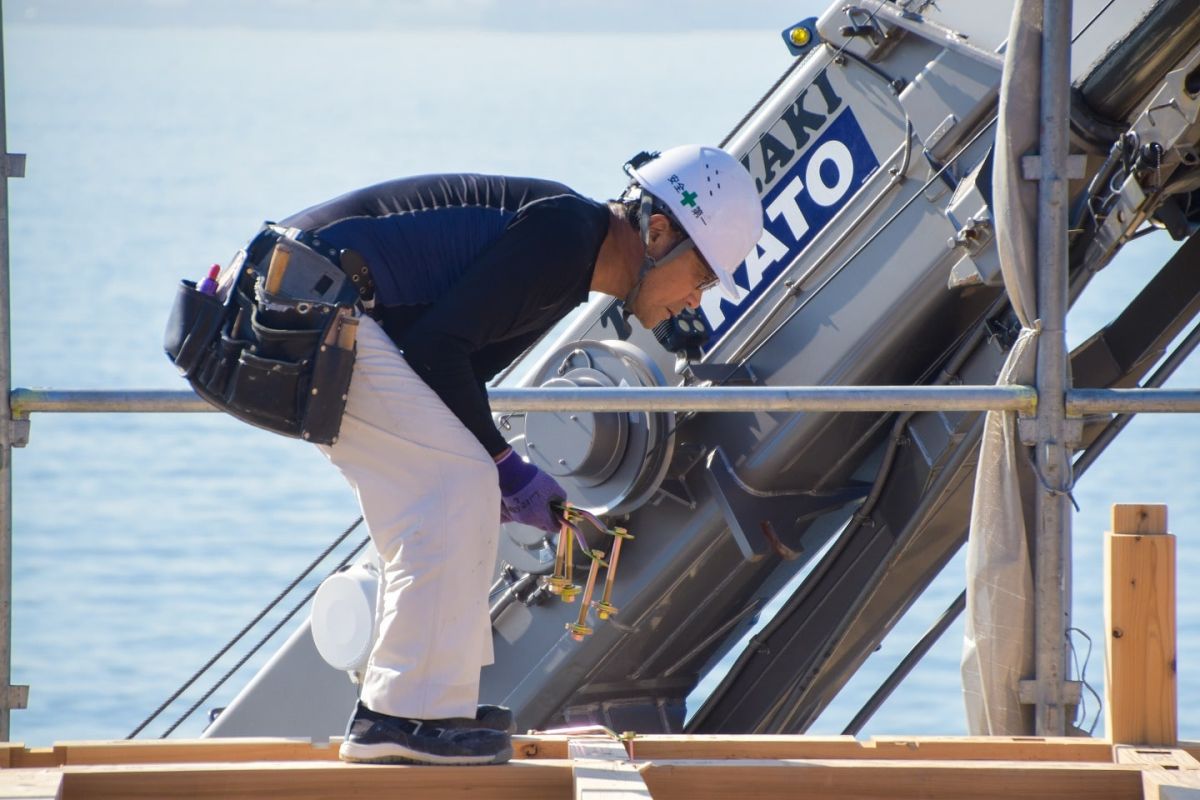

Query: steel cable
[158,534,371,737]
[127,515,365,739]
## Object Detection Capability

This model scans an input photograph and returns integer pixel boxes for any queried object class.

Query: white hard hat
[626,145,763,300]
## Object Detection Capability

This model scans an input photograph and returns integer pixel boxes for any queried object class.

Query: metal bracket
[3,684,28,710]
[1018,679,1082,707]
[8,418,29,448]
[4,153,25,179]
[924,113,958,155]
[1088,173,1149,264]
[685,363,757,386]
[1022,154,1086,180]
[704,447,870,561]
[1018,416,1084,449]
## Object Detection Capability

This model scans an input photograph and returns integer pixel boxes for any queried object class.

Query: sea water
[7,13,1198,746]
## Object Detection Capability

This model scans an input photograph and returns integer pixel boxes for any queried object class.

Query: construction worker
[274,146,762,765]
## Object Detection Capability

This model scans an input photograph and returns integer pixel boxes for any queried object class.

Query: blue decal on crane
[700,107,880,344]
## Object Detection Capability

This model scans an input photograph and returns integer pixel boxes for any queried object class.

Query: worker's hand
[495,448,566,534]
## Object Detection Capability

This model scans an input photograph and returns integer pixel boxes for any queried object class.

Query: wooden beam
[639,759,1144,800]
[1105,504,1177,746]
[40,756,1148,800]
[572,735,1114,763]
[2,735,1119,767]
[569,739,652,799]
[38,739,339,767]
[4,751,55,770]
[57,760,571,800]
[1144,770,1200,800]
[0,769,62,800]
[1112,746,1199,769]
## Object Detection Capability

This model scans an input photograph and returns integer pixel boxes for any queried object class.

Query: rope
[127,515,365,739]
[159,534,371,738]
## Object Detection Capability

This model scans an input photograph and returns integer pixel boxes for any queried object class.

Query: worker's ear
[647,213,676,244]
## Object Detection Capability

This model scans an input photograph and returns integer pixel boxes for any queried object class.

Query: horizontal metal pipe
[12,386,1040,416]
[15,386,1200,416]
[10,389,213,414]
[1067,388,1200,414]
[495,386,1040,413]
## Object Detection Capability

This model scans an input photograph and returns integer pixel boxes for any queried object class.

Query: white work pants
[318,315,500,720]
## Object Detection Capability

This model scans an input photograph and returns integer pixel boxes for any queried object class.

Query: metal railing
[1,0,1196,742]
[15,385,1200,418]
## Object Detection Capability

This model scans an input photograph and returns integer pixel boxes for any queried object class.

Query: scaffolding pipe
[15,386,1200,417]
[0,0,19,743]
[13,386,1039,416]
[1066,388,1200,414]
[1032,0,1074,737]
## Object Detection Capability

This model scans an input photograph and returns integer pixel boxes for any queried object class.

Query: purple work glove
[496,449,566,534]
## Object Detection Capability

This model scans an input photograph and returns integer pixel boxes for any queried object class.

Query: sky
[6,0,806,31]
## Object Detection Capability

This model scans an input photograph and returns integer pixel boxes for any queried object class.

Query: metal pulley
[495,339,672,574]
[522,339,674,515]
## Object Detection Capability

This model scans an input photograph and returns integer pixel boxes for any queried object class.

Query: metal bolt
[594,534,625,620]
[546,521,572,596]
[567,550,604,641]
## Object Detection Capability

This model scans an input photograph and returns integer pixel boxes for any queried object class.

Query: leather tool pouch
[163,258,357,445]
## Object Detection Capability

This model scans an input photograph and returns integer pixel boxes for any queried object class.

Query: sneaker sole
[339,739,512,766]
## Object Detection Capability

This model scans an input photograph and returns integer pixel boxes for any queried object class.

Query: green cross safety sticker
[680,190,698,207]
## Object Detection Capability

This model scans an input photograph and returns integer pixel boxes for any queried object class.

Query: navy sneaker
[428,704,515,733]
[339,702,512,765]
[472,704,516,734]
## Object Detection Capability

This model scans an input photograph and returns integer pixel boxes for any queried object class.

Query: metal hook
[556,348,594,376]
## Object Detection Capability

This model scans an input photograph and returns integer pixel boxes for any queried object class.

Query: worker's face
[627,215,719,329]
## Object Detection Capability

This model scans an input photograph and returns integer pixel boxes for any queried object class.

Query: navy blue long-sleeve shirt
[280,174,610,456]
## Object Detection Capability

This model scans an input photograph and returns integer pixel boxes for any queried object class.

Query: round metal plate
[519,339,674,515]
[525,371,627,487]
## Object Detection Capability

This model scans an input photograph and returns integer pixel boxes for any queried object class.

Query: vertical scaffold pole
[0,0,28,742]
[1033,0,1074,737]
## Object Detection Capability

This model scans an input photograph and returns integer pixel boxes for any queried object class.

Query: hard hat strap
[623,191,697,310]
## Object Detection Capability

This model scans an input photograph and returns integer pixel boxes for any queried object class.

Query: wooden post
[569,739,652,799]
[1105,504,1177,745]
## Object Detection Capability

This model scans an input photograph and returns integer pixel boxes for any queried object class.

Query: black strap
[244,223,379,317]
[337,248,378,311]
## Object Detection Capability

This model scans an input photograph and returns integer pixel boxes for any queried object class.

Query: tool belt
[163,224,368,444]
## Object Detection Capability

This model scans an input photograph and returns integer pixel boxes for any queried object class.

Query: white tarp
[960,0,1041,735]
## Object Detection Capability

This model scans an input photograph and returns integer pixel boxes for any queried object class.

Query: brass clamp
[547,502,636,638]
